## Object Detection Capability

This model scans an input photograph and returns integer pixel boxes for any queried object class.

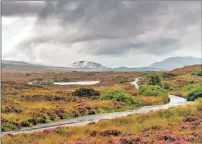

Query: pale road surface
[1,77,190,136]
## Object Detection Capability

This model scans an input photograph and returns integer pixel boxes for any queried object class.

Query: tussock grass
[2,99,202,144]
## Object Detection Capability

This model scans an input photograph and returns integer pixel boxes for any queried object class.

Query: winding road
[2,77,190,136]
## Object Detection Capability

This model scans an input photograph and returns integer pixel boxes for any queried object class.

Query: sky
[2,1,201,68]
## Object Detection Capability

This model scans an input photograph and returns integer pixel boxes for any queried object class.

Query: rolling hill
[149,56,201,70]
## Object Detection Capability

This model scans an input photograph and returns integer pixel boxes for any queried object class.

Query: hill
[149,56,201,70]
[2,60,164,72]
[71,61,107,69]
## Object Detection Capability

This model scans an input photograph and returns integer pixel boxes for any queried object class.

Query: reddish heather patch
[185,135,195,142]
[87,122,96,125]
[130,136,145,143]
[100,130,122,137]
[5,133,14,137]
[119,137,133,144]
[183,116,200,122]
[90,131,98,137]
[151,125,161,130]
[171,139,188,144]
[158,134,177,142]
[43,128,57,134]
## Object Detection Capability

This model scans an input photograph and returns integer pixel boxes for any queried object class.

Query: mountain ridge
[2,56,201,72]
[149,56,201,70]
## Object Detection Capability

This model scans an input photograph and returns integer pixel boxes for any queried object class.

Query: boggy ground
[2,98,202,144]
[138,65,202,88]
[2,64,202,140]
[2,71,168,132]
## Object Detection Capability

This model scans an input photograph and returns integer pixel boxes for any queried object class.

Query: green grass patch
[187,83,202,101]
[100,88,139,105]
[138,84,167,96]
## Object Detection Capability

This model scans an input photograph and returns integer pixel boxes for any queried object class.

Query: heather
[2,73,168,132]
[2,98,202,144]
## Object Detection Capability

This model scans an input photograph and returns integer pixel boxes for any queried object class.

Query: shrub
[2,105,22,114]
[148,75,161,86]
[1,123,20,132]
[162,83,173,90]
[162,72,176,78]
[72,88,100,97]
[40,80,54,85]
[183,84,195,91]
[25,73,31,76]
[100,88,139,105]
[187,84,202,101]
[20,120,30,127]
[191,71,202,76]
[56,128,67,135]
[1,119,21,132]
[100,129,122,136]
[158,134,177,142]
[27,118,38,125]
[140,72,148,76]
[55,108,65,119]
[55,77,72,82]
[138,84,167,96]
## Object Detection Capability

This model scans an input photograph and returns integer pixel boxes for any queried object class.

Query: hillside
[169,64,202,75]
[2,60,70,73]
[2,60,164,72]
[71,61,107,69]
[149,56,201,70]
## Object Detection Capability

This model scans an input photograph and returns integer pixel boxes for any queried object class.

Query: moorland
[1,64,202,144]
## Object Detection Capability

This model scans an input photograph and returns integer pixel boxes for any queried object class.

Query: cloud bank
[2,0,201,67]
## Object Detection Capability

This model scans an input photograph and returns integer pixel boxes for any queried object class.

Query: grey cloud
[78,38,179,56]
[5,0,201,58]
[2,1,45,16]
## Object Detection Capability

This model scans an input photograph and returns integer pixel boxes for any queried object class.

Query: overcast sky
[2,1,201,67]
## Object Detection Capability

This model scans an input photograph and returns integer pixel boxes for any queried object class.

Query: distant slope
[2,60,164,72]
[2,60,30,66]
[149,56,201,70]
[71,61,107,69]
[2,60,71,73]
[71,61,164,71]
[169,64,202,75]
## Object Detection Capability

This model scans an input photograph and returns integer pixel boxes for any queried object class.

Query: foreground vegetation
[2,78,168,132]
[2,64,202,143]
[2,98,202,144]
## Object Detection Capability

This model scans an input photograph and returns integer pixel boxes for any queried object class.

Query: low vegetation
[148,75,161,86]
[138,84,166,96]
[2,98,202,144]
[192,70,202,76]
[187,83,202,101]
[1,80,168,132]
[100,88,139,105]
[72,88,100,97]
[169,83,202,102]
[1,64,201,139]
[139,65,202,90]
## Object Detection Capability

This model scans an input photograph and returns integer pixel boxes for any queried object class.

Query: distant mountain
[2,60,32,66]
[149,56,201,70]
[71,61,107,69]
[2,60,70,72]
[70,61,165,71]
[2,60,165,72]
[2,60,45,68]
